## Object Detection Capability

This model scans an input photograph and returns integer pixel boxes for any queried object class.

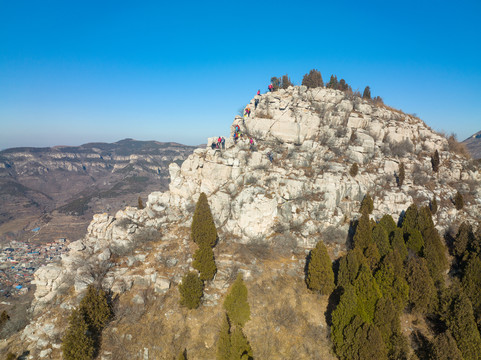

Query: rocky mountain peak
[6,85,481,359]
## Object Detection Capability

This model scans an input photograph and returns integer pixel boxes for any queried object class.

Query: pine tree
[431,150,440,172]
[179,272,204,309]
[306,240,335,294]
[429,331,463,360]
[406,256,437,314]
[193,245,217,281]
[301,69,323,88]
[62,308,95,360]
[339,79,348,91]
[281,74,293,89]
[216,314,232,360]
[223,274,250,327]
[191,192,218,248]
[363,86,371,99]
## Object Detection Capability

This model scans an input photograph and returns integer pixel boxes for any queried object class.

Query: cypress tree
[353,265,382,323]
[374,297,408,358]
[422,226,448,286]
[216,314,232,360]
[391,228,408,261]
[350,162,359,177]
[193,245,217,281]
[430,196,438,215]
[179,272,204,309]
[398,162,405,187]
[372,224,391,258]
[301,69,323,88]
[431,150,440,172]
[306,240,335,295]
[406,229,424,256]
[363,86,371,99]
[429,331,463,360]
[354,210,373,253]
[364,242,381,270]
[327,75,338,89]
[178,349,187,360]
[62,309,95,360]
[374,250,409,313]
[462,255,481,326]
[360,194,374,214]
[454,222,473,258]
[402,204,419,236]
[230,327,253,360]
[378,214,397,238]
[454,191,464,210]
[223,274,250,327]
[337,247,366,288]
[406,256,437,314]
[417,205,435,236]
[331,286,362,357]
[0,310,9,331]
[191,192,218,247]
[79,285,112,334]
[441,289,481,360]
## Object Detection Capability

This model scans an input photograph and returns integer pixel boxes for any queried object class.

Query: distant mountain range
[0,139,197,244]
[463,130,481,159]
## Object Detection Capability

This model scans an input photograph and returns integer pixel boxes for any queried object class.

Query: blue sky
[1,0,480,149]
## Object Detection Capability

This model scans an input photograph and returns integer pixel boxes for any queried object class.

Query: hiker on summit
[221,137,225,150]
[244,107,251,117]
[268,84,273,92]
[255,98,259,109]
[217,136,222,149]
[257,89,260,96]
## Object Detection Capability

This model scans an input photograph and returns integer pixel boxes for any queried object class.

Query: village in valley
[0,238,69,298]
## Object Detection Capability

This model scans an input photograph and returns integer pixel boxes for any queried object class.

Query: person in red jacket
[268,84,273,92]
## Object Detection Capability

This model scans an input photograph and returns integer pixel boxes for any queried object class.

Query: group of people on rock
[211,136,225,150]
